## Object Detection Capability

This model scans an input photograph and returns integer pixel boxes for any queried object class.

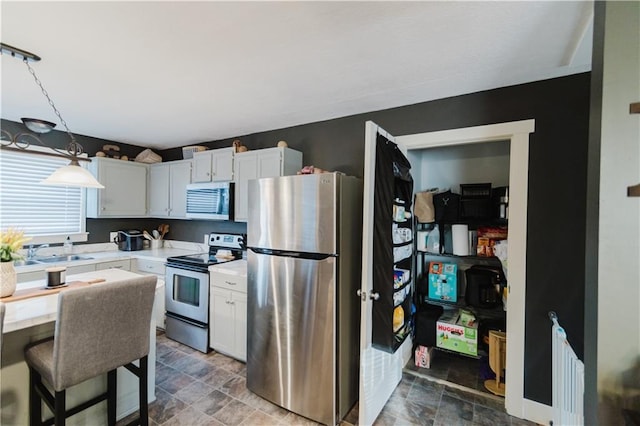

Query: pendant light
[0,42,104,189]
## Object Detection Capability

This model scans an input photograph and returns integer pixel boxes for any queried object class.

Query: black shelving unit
[414,222,507,358]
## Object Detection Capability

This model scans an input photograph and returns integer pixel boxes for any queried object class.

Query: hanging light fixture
[0,42,104,188]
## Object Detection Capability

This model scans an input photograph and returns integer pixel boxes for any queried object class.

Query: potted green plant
[1,228,30,297]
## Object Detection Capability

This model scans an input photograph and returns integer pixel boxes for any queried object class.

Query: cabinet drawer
[67,264,97,275]
[95,259,131,271]
[133,258,166,276]
[210,271,247,293]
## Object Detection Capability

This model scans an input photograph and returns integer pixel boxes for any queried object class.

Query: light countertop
[14,241,206,274]
[3,269,151,334]
[208,259,247,277]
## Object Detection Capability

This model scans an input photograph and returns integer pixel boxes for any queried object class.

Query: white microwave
[185,182,234,220]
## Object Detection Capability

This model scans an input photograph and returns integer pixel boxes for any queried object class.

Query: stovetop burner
[166,233,245,271]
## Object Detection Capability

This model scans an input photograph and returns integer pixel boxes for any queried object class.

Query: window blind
[0,150,85,237]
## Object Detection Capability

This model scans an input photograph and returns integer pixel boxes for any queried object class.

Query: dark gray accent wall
[160,73,591,405]
[4,72,591,405]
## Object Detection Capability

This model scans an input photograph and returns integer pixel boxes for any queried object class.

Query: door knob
[369,292,380,301]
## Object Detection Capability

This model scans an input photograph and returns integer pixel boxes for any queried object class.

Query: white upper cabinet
[192,148,234,182]
[148,160,192,218]
[86,157,148,218]
[233,147,302,222]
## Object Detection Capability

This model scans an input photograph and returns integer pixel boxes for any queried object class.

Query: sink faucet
[27,244,50,259]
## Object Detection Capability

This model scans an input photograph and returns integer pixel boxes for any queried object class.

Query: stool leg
[54,390,65,426]
[139,356,149,426]
[107,369,117,426]
[28,367,42,426]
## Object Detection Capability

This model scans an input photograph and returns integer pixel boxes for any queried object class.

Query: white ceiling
[1,1,593,150]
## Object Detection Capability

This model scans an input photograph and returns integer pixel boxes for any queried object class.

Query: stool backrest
[52,276,156,390]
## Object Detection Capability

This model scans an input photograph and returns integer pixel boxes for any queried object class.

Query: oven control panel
[208,233,245,250]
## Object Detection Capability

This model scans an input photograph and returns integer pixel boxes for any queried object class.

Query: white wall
[413,140,510,192]
[597,1,640,423]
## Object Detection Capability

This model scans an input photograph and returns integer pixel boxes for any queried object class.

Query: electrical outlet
[109,232,118,243]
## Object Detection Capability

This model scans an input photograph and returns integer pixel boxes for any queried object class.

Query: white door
[358,121,412,425]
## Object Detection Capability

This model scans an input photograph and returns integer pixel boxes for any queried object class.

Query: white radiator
[549,311,584,426]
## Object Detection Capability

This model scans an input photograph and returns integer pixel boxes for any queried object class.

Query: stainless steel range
[165,233,244,352]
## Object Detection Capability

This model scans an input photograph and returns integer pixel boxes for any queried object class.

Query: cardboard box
[414,345,435,369]
[436,309,478,356]
[428,262,458,302]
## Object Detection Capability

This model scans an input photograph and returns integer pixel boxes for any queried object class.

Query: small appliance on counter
[115,230,144,251]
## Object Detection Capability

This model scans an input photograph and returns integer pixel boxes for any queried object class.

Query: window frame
[0,145,89,245]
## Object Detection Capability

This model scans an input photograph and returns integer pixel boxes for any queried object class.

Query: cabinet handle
[229,300,235,305]
[206,172,210,176]
[225,281,236,286]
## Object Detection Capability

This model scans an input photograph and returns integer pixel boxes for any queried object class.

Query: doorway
[396,119,533,418]
[358,119,535,424]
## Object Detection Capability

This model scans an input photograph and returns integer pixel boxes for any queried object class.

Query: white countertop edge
[208,259,247,276]
[14,240,207,273]
[3,269,151,334]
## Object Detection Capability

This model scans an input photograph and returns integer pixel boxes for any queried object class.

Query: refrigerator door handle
[249,247,334,261]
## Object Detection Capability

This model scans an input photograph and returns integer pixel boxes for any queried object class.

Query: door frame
[396,119,535,419]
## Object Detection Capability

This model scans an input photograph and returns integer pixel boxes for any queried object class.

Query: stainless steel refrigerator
[246,173,362,426]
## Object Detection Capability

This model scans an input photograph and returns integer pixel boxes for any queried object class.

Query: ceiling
[1,1,593,150]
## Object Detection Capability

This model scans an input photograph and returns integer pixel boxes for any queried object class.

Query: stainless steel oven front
[165,264,210,352]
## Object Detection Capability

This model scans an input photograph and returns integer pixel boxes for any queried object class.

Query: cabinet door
[168,161,192,218]
[211,148,234,181]
[67,264,98,274]
[192,152,213,183]
[232,291,247,362]
[149,164,170,217]
[89,159,147,217]
[210,287,234,354]
[257,150,282,178]
[95,259,131,271]
[234,152,258,222]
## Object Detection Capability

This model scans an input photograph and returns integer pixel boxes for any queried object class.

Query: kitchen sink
[33,255,94,263]
[13,259,43,266]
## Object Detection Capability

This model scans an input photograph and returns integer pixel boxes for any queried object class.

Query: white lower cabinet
[131,258,166,330]
[17,263,97,283]
[95,259,131,271]
[209,272,247,361]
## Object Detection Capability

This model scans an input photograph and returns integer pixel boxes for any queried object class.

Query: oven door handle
[166,263,210,273]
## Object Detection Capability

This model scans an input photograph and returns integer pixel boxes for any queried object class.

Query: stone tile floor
[130,332,537,425]
[404,349,494,396]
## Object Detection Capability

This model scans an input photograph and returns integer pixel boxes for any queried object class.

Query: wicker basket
[182,145,207,159]
[135,148,162,164]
